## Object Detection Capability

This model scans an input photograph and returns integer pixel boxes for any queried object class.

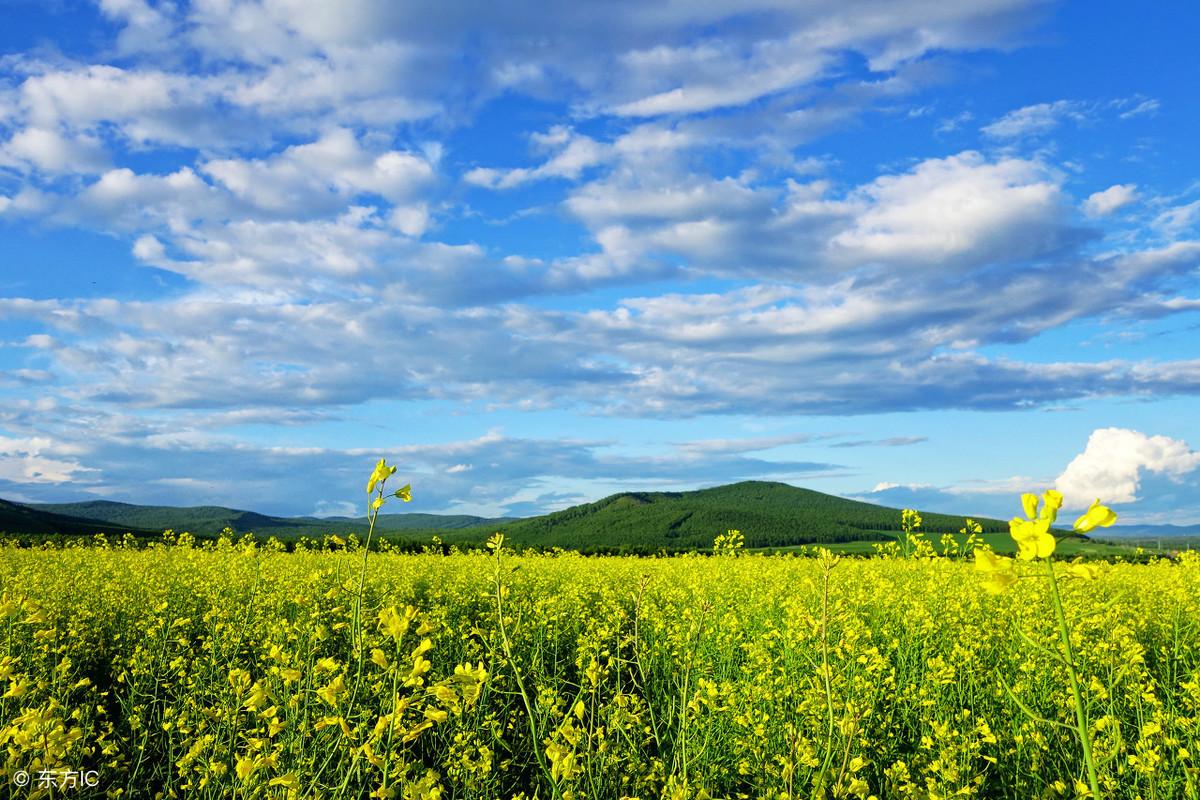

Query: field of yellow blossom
[1,527,1198,800]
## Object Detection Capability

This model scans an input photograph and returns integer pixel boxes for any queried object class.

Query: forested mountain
[441,480,1009,551]
[0,499,151,537]
[24,500,505,538]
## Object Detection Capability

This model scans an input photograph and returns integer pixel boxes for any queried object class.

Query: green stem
[815,559,837,793]
[493,551,555,796]
[1046,559,1102,798]
[380,639,403,794]
[312,489,381,790]
[352,497,380,669]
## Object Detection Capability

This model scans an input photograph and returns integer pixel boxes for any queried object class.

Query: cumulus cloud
[860,436,1200,525]
[4,234,1200,418]
[829,152,1082,270]
[1083,184,1138,217]
[0,436,95,484]
[0,0,1048,162]
[554,150,1094,286]
[98,0,179,55]
[0,127,110,174]
[1055,428,1200,506]
[174,0,1046,116]
[31,140,1119,313]
[201,129,436,217]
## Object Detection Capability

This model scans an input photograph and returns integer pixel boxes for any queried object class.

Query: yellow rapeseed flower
[1040,489,1063,522]
[378,605,415,642]
[1010,516,1056,561]
[1021,493,1039,520]
[269,773,300,790]
[366,457,397,495]
[1010,489,1063,560]
[974,550,1018,593]
[1073,499,1118,533]
[235,755,256,781]
[317,674,346,706]
[1068,563,1099,581]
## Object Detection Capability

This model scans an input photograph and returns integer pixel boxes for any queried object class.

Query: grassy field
[1092,535,1200,553]
[0,537,1197,799]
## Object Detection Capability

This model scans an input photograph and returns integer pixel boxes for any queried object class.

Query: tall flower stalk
[354,458,412,655]
[975,489,1117,799]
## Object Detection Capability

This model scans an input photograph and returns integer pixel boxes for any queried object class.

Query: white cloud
[311,499,358,517]
[610,37,831,117]
[1083,183,1138,217]
[981,100,1089,138]
[830,436,926,448]
[0,0,1049,165]
[936,110,974,134]
[465,127,607,189]
[6,233,1199,419]
[830,152,1076,269]
[99,0,179,55]
[22,65,180,129]
[554,151,1095,284]
[1117,97,1160,119]
[0,436,95,484]
[674,434,817,456]
[870,481,931,493]
[1153,199,1200,237]
[201,128,435,215]
[1055,428,1200,506]
[1,127,109,174]
[567,174,769,227]
[65,166,228,231]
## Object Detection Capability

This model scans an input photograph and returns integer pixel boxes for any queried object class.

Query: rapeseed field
[0,469,1197,798]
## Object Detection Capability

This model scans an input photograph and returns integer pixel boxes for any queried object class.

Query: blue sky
[1,1,1199,523]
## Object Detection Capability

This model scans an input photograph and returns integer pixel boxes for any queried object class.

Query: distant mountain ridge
[18,499,509,538]
[1098,523,1200,538]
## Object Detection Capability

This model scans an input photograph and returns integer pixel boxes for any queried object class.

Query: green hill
[441,480,1011,551]
[22,500,508,539]
[0,498,152,538]
[27,500,299,535]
